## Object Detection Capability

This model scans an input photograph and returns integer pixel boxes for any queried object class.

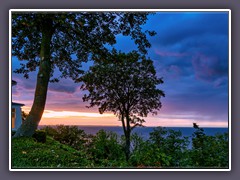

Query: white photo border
[9,9,231,172]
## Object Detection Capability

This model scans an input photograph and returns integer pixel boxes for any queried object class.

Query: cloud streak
[155,49,188,57]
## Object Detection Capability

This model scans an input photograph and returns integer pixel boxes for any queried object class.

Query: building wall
[12,105,22,130]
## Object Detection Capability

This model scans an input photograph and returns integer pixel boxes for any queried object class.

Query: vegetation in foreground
[12,136,93,168]
[12,124,229,169]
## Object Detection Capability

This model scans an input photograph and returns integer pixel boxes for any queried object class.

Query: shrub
[32,130,47,143]
[129,134,171,167]
[11,124,229,168]
[190,123,229,168]
[42,125,88,150]
[12,129,46,143]
[88,130,126,167]
[12,136,91,168]
[149,127,190,167]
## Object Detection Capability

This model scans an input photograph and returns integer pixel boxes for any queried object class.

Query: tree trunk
[120,113,131,161]
[13,19,53,138]
[125,115,131,161]
[125,130,131,161]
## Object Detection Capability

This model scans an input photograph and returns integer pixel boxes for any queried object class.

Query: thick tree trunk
[13,19,53,138]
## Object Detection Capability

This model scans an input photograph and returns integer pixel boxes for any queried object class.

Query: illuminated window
[12,108,16,129]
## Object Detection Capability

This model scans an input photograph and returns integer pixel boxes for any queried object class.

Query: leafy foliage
[43,125,88,151]
[32,130,47,143]
[79,50,165,160]
[12,136,90,168]
[190,123,229,167]
[12,125,229,168]
[148,127,190,167]
[12,129,47,143]
[87,130,127,167]
[129,133,170,167]
[80,50,165,118]
[12,12,156,82]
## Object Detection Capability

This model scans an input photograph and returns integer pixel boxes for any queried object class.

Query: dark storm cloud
[13,74,79,94]
[149,12,229,87]
[48,85,77,94]
[48,79,79,94]
[149,12,228,46]
[191,53,228,83]
[159,71,228,121]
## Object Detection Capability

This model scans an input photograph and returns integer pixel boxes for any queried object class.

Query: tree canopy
[79,50,165,159]
[12,12,156,82]
[12,11,156,137]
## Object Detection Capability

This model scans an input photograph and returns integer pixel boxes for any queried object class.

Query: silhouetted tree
[80,50,165,160]
[12,11,156,137]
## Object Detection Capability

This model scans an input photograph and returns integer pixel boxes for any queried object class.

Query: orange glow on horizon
[42,110,114,118]
[22,106,228,128]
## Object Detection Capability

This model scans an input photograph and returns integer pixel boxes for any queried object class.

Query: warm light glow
[22,106,228,128]
[42,110,114,118]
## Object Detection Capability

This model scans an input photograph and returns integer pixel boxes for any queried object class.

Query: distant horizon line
[38,124,228,128]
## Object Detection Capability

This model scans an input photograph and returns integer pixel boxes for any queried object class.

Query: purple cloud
[192,53,228,85]
[155,49,188,57]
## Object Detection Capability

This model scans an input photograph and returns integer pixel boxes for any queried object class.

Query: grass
[11,126,229,169]
[11,136,91,168]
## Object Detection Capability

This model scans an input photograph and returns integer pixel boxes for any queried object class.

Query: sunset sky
[11,11,229,127]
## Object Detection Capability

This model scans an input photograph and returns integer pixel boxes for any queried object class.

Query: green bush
[129,133,167,167]
[12,136,91,168]
[148,127,190,167]
[190,124,229,168]
[11,124,229,168]
[89,130,127,167]
[12,129,46,143]
[43,125,88,150]
[32,130,47,143]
